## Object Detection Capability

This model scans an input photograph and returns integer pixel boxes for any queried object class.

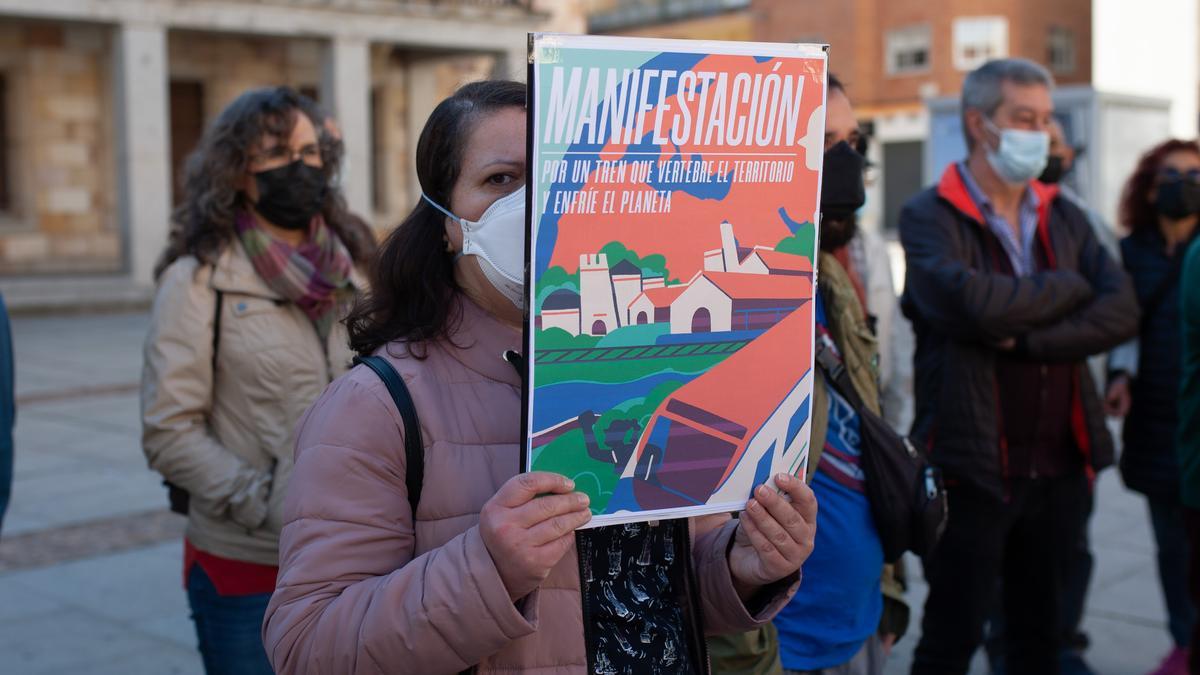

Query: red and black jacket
[899,164,1138,499]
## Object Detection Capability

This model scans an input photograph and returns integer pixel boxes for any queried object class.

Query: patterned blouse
[576,520,704,674]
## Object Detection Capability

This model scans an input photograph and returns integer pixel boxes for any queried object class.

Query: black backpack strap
[815,336,868,414]
[212,288,223,374]
[354,355,424,515]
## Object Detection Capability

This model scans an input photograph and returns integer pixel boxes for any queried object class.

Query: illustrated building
[670,272,810,334]
[541,288,582,336]
[546,220,812,339]
[628,285,686,326]
[579,253,622,336]
[703,221,757,273]
[626,220,813,336]
[610,259,644,326]
[742,249,814,276]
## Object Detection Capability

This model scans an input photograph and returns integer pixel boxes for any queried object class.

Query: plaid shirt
[957,162,1041,276]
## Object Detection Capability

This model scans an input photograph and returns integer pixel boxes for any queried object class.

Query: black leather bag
[816,338,947,562]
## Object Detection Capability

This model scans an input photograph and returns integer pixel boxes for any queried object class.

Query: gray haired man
[898,58,1137,674]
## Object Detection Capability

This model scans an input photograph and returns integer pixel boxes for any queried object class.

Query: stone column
[404,56,441,205]
[322,36,372,218]
[496,44,530,82]
[113,22,170,286]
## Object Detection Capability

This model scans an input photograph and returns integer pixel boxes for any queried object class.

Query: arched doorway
[591,320,608,336]
[691,307,711,333]
[636,311,649,325]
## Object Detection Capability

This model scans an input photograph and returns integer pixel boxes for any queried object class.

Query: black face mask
[821,141,866,221]
[819,141,866,252]
[1156,178,1200,221]
[1038,155,1067,184]
[251,160,327,231]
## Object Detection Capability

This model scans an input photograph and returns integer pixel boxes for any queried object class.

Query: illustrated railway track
[535,338,751,365]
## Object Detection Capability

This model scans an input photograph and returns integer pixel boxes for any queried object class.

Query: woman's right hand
[479,472,592,601]
[1105,375,1132,418]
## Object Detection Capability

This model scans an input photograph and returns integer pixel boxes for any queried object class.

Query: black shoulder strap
[354,355,424,515]
[212,288,223,375]
[815,337,868,414]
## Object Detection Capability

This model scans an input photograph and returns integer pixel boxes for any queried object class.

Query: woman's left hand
[729,472,818,596]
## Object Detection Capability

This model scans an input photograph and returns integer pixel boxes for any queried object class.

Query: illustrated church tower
[579,253,619,336]
[610,259,643,327]
[719,220,740,272]
[704,220,742,272]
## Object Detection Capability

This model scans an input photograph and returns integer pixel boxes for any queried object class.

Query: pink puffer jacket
[263,297,798,674]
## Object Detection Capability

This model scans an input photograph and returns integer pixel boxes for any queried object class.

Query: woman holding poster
[262,79,817,675]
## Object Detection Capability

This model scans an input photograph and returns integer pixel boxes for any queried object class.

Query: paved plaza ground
[0,311,1178,675]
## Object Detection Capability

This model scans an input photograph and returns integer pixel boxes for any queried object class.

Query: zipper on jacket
[575,531,598,673]
[993,378,1012,503]
[980,223,1015,501]
[679,521,712,675]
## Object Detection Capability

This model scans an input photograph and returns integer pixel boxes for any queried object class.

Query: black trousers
[911,472,1091,675]
[983,479,1095,665]
[1184,507,1200,674]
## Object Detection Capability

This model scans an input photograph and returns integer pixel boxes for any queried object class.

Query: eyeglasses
[249,144,321,167]
[1158,167,1200,185]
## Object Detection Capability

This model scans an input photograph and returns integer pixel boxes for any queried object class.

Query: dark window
[1047,27,1076,74]
[591,320,608,336]
[886,24,932,76]
[169,80,206,206]
[883,140,924,231]
[691,307,711,333]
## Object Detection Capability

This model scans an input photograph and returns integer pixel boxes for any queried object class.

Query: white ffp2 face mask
[423,187,527,310]
[983,117,1050,185]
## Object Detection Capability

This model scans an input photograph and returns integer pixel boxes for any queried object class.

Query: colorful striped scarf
[234,211,353,342]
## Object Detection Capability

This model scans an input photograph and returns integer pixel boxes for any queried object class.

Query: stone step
[0,275,153,315]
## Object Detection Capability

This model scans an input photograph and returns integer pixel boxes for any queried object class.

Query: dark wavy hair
[1119,138,1200,234]
[346,80,527,357]
[155,86,375,278]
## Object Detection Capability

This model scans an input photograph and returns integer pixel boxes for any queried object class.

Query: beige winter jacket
[140,240,363,565]
[263,296,799,674]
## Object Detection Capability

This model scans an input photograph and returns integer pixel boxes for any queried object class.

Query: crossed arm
[900,200,1137,359]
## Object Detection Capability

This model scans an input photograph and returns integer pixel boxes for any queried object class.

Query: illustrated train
[605,298,814,515]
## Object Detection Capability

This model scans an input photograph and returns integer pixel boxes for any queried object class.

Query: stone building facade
[0,21,120,275]
[0,0,583,306]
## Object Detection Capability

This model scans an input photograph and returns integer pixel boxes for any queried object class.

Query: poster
[525,34,827,526]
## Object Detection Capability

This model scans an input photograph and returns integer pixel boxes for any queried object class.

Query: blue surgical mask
[983,117,1050,185]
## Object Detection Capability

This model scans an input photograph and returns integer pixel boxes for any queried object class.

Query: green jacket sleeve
[1178,241,1200,508]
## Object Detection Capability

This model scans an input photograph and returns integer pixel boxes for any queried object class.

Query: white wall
[1093,0,1199,138]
